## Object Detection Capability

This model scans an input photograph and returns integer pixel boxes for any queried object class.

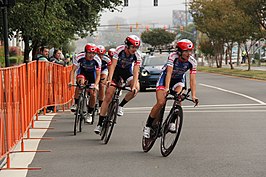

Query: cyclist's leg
[71,74,86,111]
[99,72,108,108]
[143,89,166,138]
[143,73,167,138]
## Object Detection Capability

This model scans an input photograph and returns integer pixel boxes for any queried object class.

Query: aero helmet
[84,43,97,53]
[108,48,116,57]
[176,39,194,53]
[96,45,106,55]
[124,35,141,47]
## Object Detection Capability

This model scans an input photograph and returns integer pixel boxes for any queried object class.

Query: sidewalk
[0,113,56,177]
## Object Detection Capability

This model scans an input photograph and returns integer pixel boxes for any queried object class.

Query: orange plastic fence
[0,61,74,167]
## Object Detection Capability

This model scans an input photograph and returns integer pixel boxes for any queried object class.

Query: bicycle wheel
[160,105,183,157]
[142,117,162,152]
[91,103,98,125]
[102,100,118,144]
[74,99,82,135]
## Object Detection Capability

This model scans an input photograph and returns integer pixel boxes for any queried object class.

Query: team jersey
[73,52,101,72]
[113,45,142,69]
[163,52,197,79]
[101,54,112,71]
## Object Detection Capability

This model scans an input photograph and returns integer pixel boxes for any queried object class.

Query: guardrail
[0,61,74,169]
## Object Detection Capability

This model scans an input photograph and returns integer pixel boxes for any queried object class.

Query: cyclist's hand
[192,97,199,107]
[106,80,111,87]
[131,87,138,96]
[68,82,73,88]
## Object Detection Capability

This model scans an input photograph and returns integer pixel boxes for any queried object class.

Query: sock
[88,107,94,114]
[98,115,106,126]
[119,98,128,107]
[146,115,155,127]
[99,100,103,107]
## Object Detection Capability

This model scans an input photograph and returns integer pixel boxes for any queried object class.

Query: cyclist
[69,43,101,124]
[143,39,198,138]
[96,45,112,110]
[94,35,142,134]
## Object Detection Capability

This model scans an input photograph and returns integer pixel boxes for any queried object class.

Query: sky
[99,0,187,27]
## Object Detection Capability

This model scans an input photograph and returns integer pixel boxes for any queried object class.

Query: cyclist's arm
[165,66,173,91]
[189,73,196,99]
[95,69,101,87]
[107,59,117,82]
[132,64,140,87]
[69,65,78,84]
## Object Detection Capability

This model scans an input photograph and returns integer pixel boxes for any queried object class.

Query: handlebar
[166,88,199,107]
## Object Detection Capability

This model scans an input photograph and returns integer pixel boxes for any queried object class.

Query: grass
[197,66,266,81]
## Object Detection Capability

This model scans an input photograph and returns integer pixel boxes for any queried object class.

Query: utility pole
[185,0,188,27]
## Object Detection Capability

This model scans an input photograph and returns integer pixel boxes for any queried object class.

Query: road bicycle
[70,82,95,135]
[142,88,198,157]
[100,82,131,144]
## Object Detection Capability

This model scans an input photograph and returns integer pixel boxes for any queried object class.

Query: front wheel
[160,105,183,157]
[102,101,118,144]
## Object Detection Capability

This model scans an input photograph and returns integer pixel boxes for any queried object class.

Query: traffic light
[116,23,120,31]
[124,0,128,7]
[180,25,184,32]
[136,22,139,31]
[154,0,158,6]
[130,25,132,32]
[146,26,150,32]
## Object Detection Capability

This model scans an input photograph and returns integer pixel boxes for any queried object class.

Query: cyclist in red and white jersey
[96,45,112,110]
[143,39,198,138]
[69,43,101,124]
[94,35,142,134]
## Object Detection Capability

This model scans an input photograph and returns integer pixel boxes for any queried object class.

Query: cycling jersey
[113,45,141,69]
[157,52,197,90]
[73,52,101,84]
[101,55,112,71]
[112,45,142,84]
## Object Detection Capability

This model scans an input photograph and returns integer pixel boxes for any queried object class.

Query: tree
[190,0,263,69]
[0,0,122,62]
[141,28,176,48]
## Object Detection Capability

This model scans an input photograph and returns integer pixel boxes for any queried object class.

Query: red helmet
[84,43,97,53]
[96,45,106,55]
[124,35,141,47]
[108,48,116,57]
[176,39,194,52]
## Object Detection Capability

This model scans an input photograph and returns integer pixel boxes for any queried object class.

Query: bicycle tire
[74,100,82,135]
[160,105,183,157]
[142,118,162,152]
[102,100,118,144]
[91,103,98,125]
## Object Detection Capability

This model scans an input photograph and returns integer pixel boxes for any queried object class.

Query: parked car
[139,53,168,91]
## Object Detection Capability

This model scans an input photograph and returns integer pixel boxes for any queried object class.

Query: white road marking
[199,83,266,105]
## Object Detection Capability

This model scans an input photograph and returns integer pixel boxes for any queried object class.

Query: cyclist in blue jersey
[143,39,198,138]
[69,43,101,124]
[94,35,142,134]
[96,45,112,110]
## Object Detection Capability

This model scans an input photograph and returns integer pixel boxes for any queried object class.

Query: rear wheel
[160,106,183,157]
[102,101,118,144]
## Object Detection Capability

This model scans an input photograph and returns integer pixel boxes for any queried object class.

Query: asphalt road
[26,72,266,177]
